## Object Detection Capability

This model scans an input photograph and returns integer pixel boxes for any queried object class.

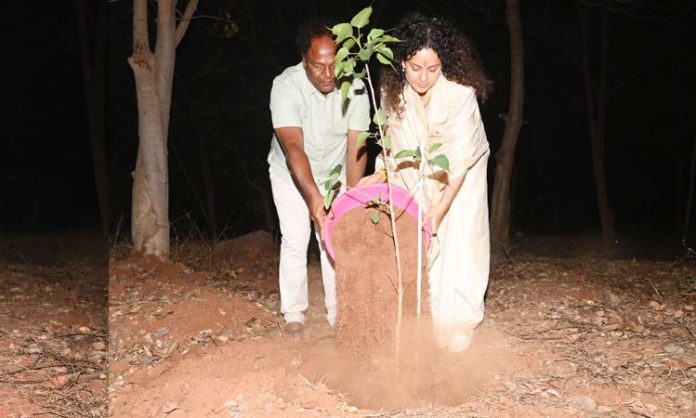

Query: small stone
[648,301,661,310]
[26,344,42,354]
[153,327,170,338]
[51,375,70,388]
[663,344,684,354]
[92,341,107,351]
[568,395,596,412]
[78,326,91,333]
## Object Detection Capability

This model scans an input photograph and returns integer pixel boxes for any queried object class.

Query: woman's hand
[424,202,448,235]
[353,170,386,188]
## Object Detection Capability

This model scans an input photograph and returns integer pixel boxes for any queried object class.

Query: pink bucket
[322,183,431,260]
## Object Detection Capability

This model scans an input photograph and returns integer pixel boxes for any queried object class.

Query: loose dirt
[0,231,107,418]
[108,234,696,417]
[333,205,427,358]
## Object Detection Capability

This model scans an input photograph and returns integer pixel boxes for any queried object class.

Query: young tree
[578,8,615,246]
[128,0,199,258]
[490,0,525,256]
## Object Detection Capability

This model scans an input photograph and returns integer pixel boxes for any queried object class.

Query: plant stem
[365,64,404,363]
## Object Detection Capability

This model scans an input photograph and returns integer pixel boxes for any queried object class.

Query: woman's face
[403,48,442,95]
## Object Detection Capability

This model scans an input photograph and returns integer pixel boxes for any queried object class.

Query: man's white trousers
[270,171,336,326]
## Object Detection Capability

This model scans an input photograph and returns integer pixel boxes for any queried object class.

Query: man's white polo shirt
[268,62,370,193]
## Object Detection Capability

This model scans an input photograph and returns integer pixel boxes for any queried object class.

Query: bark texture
[129,0,199,258]
[490,0,525,255]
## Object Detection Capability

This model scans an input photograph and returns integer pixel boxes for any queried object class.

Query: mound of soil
[332,205,428,357]
[211,230,276,268]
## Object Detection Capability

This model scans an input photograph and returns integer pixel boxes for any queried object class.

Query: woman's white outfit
[379,76,490,352]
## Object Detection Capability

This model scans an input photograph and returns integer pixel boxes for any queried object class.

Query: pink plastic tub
[322,183,431,260]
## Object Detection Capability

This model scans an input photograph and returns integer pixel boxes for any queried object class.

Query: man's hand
[308,194,328,236]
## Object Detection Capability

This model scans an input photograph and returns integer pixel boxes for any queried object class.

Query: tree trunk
[490,0,525,256]
[128,0,199,259]
[579,9,615,247]
[75,0,108,240]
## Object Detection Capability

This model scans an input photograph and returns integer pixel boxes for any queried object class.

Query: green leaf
[370,211,380,224]
[340,80,351,102]
[356,131,370,148]
[429,142,442,153]
[357,48,372,62]
[383,134,392,149]
[350,7,372,29]
[323,179,332,190]
[376,53,391,65]
[342,57,356,75]
[335,47,349,64]
[334,64,344,79]
[372,108,387,126]
[376,45,393,60]
[367,28,384,43]
[380,34,400,43]
[429,154,450,172]
[343,38,356,50]
[394,149,417,159]
[331,23,353,44]
[353,67,367,79]
[324,189,336,209]
[330,163,343,177]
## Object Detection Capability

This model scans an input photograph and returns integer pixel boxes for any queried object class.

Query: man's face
[303,35,337,94]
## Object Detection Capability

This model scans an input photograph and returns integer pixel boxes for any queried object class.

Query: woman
[358,13,492,352]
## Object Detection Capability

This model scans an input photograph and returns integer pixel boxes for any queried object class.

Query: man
[268,18,370,340]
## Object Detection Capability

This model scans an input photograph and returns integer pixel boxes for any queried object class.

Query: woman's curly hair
[381,13,492,117]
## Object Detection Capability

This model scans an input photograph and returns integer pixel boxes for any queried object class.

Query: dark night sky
[3,1,695,250]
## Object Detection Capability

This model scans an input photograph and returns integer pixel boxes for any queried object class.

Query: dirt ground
[107,233,696,418]
[0,231,108,417]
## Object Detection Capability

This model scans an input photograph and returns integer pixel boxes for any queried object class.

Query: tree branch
[175,0,199,46]
[132,0,149,51]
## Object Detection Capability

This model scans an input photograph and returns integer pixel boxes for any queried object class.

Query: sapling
[327,6,451,360]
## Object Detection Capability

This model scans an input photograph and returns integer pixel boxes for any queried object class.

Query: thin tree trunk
[490,0,525,256]
[129,0,199,259]
[75,0,108,240]
[579,9,615,246]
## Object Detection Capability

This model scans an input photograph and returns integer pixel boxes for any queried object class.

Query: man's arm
[346,129,367,188]
[274,126,327,233]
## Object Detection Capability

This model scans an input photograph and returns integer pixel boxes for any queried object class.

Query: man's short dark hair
[295,17,337,56]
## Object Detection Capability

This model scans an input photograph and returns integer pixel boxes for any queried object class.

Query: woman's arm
[425,173,465,234]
